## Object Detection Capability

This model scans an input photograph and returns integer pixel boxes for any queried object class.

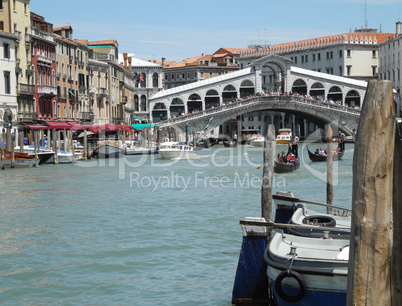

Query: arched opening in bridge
[345,90,361,108]
[327,86,343,104]
[222,84,237,103]
[187,94,202,113]
[240,80,255,98]
[205,90,220,109]
[309,82,325,100]
[152,102,167,122]
[140,95,147,112]
[292,79,307,95]
[170,98,184,117]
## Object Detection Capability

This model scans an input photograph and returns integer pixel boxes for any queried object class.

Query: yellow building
[0,0,35,122]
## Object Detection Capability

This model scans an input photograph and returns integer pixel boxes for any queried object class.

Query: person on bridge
[289,134,299,158]
[233,133,237,143]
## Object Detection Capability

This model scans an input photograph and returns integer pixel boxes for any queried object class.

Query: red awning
[23,124,49,130]
[45,121,73,129]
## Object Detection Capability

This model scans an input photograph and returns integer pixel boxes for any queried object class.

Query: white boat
[250,136,265,147]
[124,140,158,155]
[46,150,77,163]
[276,128,292,144]
[158,141,196,159]
[266,191,350,305]
[265,229,348,305]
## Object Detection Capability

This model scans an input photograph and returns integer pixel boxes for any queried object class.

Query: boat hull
[3,151,39,167]
[265,230,348,305]
[125,147,158,155]
[92,144,122,158]
[307,147,344,162]
[274,160,300,173]
[159,150,196,159]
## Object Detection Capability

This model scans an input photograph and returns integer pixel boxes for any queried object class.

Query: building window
[4,71,10,94]
[347,65,351,76]
[339,50,342,58]
[0,22,3,31]
[312,54,316,61]
[3,43,10,58]
[339,66,342,75]
[372,50,376,58]
[294,56,297,64]
[347,50,351,57]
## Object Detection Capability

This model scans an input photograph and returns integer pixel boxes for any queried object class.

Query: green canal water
[0,142,354,305]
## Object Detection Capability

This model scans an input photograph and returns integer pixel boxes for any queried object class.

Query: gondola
[223,140,237,148]
[274,159,300,173]
[307,146,344,162]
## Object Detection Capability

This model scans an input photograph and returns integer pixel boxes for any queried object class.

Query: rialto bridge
[149,54,373,139]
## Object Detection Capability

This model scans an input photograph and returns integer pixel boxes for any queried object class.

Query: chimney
[123,53,128,68]
[161,57,166,68]
[128,57,132,71]
[397,21,402,37]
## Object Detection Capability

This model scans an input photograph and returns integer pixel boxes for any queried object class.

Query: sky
[30,0,402,63]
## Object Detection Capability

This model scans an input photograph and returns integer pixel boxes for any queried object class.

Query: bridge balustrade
[157,95,361,127]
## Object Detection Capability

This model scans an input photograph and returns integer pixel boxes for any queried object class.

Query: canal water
[0,142,354,305]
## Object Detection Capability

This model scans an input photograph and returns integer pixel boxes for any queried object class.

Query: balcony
[79,111,94,121]
[15,30,22,42]
[38,85,57,96]
[88,86,95,94]
[25,33,31,43]
[37,54,53,64]
[79,86,87,95]
[57,72,61,78]
[121,96,128,104]
[18,112,38,120]
[18,83,35,95]
[97,87,108,96]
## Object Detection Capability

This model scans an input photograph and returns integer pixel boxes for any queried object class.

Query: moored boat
[2,150,39,167]
[265,229,348,305]
[92,144,122,158]
[124,140,158,155]
[14,145,55,165]
[158,141,196,159]
[307,146,344,162]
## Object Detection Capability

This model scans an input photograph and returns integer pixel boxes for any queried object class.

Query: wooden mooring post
[347,80,401,305]
[261,124,276,222]
[326,124,333,213]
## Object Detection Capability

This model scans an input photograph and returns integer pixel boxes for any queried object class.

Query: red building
[30,12,57,120]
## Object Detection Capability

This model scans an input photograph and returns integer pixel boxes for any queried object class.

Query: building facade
[379,21,402,115]
[30,12,57,120]
[0,29,18,126]
[0,0,35,123]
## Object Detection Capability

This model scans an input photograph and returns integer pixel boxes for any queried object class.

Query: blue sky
[31,0,402,63]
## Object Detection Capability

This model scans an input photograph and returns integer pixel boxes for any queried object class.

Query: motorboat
[46,150,77,163]
[124,140,158,155]
[158,141,196,159]
[2,150,39,168]
[14,145,54,165]
[250,136,265,147]
[265,229,348,305]
[276,129,292,144]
